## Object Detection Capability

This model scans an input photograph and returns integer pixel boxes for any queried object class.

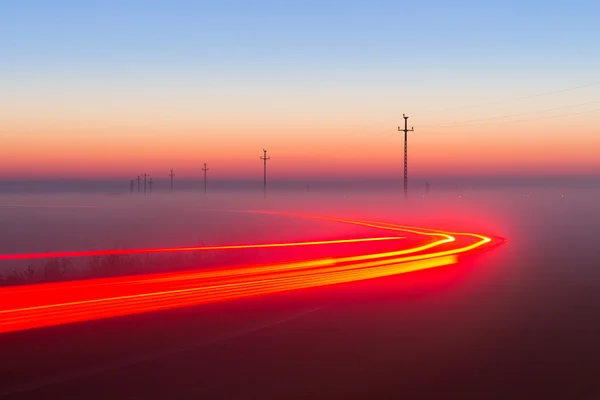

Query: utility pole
[148,178,153,194]
[137,175,141,192]
[201,163,209,193]
[398,114,414,198]
[260,149,270,196]
[169,169,175,192]
[143,173,149,194]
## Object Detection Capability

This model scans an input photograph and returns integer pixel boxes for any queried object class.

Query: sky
[2,0,599,180]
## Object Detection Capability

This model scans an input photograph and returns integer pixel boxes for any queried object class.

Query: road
[2,249,595,400]
[5,212,593,399]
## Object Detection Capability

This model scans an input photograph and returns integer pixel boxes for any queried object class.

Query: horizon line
[1,174,599,182]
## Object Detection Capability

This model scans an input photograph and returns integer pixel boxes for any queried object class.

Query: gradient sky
[2,0,599,180]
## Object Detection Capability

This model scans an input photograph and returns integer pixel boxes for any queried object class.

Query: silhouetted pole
[260,149,270,196]
[169,169,175,192]
[201,163,209,193]
[143,173,149,195]
[148,178,153,194]
[137,175,141,192]
[398,114,414,198]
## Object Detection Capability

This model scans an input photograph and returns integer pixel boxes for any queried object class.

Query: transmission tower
[143,173,149,194]
[169,169,175,192]
[148,178,153,194]
[201,163,209,193]
[137,175,141,192]
[398,114,414,197]
[260,149,270,195]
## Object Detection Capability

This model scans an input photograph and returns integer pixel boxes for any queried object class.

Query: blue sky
[2,0,599,179]
[4,0,599,70]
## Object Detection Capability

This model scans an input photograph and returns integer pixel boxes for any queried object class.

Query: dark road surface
[1,250,599,400]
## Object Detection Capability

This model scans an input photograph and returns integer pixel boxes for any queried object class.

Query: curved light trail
[0,236,405,262]
[0,211,505,334]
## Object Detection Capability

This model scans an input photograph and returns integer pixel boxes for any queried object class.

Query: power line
[398,114,414,198]
[510,81,600,101]
[260,149,270,196]
[202,163,209,193]
[422,100,600,127]
[143,173,149,195]
[431,81,600,112]
[301,83,600,147]
[169,169,175,192]
[419,107,600,129]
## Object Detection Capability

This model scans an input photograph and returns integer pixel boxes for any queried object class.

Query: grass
[0,242,270,287]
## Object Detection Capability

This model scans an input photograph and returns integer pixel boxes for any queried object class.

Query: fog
[1,184,600,398]
[1,185,599,274]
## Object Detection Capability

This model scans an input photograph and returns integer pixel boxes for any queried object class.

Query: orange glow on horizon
[2,119,599,179]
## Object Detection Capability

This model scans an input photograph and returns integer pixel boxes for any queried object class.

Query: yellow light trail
[0,211,504,334]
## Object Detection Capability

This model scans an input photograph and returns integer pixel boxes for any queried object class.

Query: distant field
[2,186,597,287]
[0,192,404,285]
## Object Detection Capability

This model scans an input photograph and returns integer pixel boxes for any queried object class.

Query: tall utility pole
[398,114,414,198]
[201,163,209,193]
[169,169,175,192]
[260,149,270,196]
[148,178,153,194]
[143,173,149,194]
[137,175,141,192]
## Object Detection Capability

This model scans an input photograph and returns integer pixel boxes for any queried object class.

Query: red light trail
[0,211,505,334]
[0,236,406,261]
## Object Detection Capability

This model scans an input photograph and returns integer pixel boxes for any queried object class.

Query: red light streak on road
[0,236,405,261]
[0,256,458,332]
[0,212,505,334]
